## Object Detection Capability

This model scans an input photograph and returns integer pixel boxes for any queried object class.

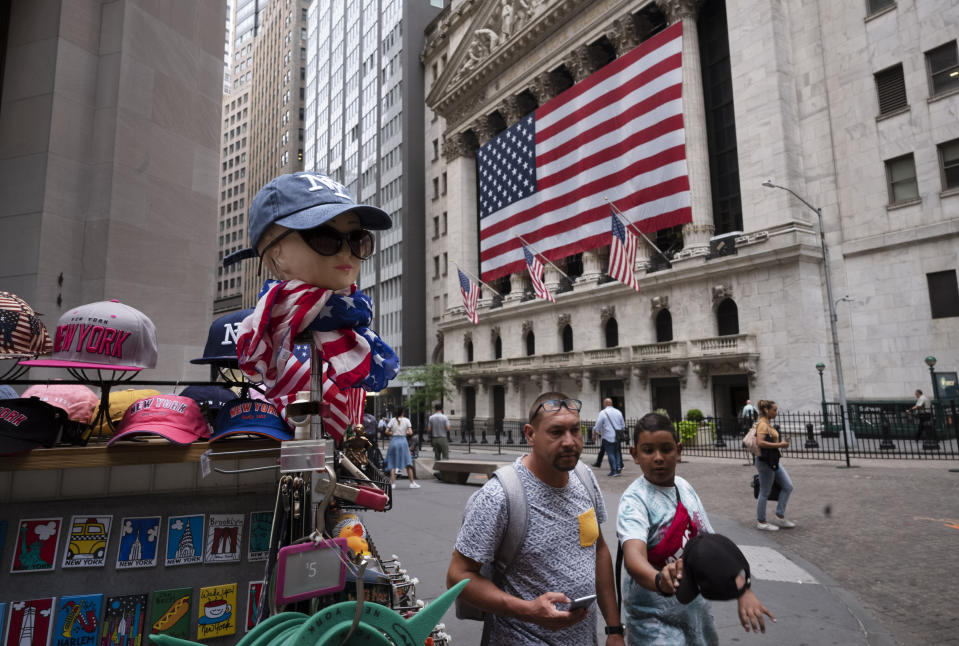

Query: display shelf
[3,438,279,471]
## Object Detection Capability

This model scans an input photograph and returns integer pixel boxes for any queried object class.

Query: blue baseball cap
[224,172,391,265]
[191,309,254,365]
[210,397,293,442]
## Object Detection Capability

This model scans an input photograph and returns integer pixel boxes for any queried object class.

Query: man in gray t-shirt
[428,403,451,461]
[447,392,625,646]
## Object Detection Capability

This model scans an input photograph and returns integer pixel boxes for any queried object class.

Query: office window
[441,172,447,195]
[938,138,959,190]
[927,270,959,318]
[867,0,896,16]
[432,139,439,161]
[442,253,448,276]
[433,256,440,279]
[655,309,673,342]
[885,154,919,204]
[433,216,439,239]
[926,41,959,97]
[716,299,739,336]
[561,325,573,352]
[432,177,439,199]
[874,64,907,115]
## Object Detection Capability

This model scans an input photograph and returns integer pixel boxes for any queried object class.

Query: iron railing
[385,401,959,462]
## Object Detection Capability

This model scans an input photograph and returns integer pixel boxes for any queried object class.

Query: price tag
[200,449,212,478]
[275,537,348,605]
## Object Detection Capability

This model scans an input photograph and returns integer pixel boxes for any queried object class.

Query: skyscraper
[303,0,441,372]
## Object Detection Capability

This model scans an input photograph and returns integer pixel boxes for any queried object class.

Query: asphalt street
[360,448,959,645]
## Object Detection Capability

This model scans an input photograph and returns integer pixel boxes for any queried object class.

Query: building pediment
[425,0,590,128]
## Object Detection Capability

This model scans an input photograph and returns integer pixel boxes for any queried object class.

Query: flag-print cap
[107,395,210,446]
[210,397,293,442]
[224,171,392,265]
[190,308,253,365]
[20,300,157,371]
[0,398,67,454]
[0,291,53,359]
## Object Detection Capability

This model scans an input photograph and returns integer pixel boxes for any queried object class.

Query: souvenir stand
[0,293,459,646]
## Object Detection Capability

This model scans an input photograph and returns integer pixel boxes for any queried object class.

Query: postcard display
[1,390,457,645]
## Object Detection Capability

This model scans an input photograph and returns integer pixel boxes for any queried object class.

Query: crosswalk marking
[739,545,819,584]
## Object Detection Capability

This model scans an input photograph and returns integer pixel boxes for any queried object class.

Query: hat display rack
[1,299,454,646]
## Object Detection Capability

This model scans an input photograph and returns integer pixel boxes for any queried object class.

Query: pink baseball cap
[20,300,157,371]
[21,384,99,424]
[107,395,210,446]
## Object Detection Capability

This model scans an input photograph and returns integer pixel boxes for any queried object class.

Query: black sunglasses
[530,398,583,422]
[259,225,375,270]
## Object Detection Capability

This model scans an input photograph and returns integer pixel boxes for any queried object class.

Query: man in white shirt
[910,389,931,441]
[428,403,451,461]
[594,398,626,477]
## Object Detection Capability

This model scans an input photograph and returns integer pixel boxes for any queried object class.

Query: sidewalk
[360,447,959,644]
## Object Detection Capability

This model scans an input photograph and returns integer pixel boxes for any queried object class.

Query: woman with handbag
[754,400,795,531]
[385,407,420,489]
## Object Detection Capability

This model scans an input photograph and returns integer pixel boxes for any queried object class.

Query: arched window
[465,339,473,362]
[604,318,619,348]
[494,336,502,359]
[562,324,573,352]
[716,299,739,336]
[526,331,535,356]
[655,309,673,342]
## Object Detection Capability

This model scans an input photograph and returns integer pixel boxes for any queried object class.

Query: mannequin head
[257,212,368,290]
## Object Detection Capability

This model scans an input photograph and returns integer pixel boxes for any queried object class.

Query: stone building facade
[423,0,959,429]
[0,0,225,380]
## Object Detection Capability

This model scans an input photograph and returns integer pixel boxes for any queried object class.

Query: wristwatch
[604,625,624,635]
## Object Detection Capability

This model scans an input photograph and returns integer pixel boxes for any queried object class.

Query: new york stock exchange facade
[421,0,959,430]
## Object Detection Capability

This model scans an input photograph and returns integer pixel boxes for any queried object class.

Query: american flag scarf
[235,280,399,440]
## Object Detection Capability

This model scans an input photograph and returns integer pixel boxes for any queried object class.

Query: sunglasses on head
[259,225,375,270]
[530,398,582,422]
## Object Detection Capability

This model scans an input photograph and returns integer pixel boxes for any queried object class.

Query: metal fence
[389,400,959,463]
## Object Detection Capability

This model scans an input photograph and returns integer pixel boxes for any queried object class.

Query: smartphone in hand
[568,594,597,610]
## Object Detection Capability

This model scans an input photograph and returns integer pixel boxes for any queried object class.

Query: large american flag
[523,245,555,303]
[457,269,480,324]
[608,209,640,292]
[477,22,689,281]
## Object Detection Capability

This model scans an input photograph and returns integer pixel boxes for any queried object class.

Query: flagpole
[455,263,503,297]
[517,236,571,279]
[605,197,672,265]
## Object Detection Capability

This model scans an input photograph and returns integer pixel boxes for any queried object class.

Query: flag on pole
[346,387,366,428]
[457,269,480,324]
[477,22,690,282]
[608,209,640,292]
[523,245,556,303]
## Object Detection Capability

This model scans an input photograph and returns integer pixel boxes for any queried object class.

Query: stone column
[580,250,604,283]
[544,264,561,293]
[443,131,479,311]
[656,0,714,255]
[505,272,525,302]
[530,71,566,106]
[605,14,642,56]
[562,44,606,83]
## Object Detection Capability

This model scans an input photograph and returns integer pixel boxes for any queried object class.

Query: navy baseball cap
[675,533,752,604]
[0,398,67,454]
[224,172,392,265]
[191,309,254,365]
[210,397,293,442]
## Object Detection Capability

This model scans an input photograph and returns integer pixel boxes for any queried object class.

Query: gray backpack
[455,461,602,623]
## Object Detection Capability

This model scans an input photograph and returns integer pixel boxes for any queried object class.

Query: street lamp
[923,355,939,450]
[763,180,854,450]
[925,356,939,399]
[815,362,827,427]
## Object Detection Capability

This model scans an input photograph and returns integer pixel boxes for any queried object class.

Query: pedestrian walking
[385,407,419,489]
[618,412,774,644]
[753,400,795,531]
[594,398,626,477]
[908,389,932,442]
[428,403,451,461]
[447,392,625,645]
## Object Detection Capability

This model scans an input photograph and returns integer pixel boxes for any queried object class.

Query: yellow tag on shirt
[578,507,599,547]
